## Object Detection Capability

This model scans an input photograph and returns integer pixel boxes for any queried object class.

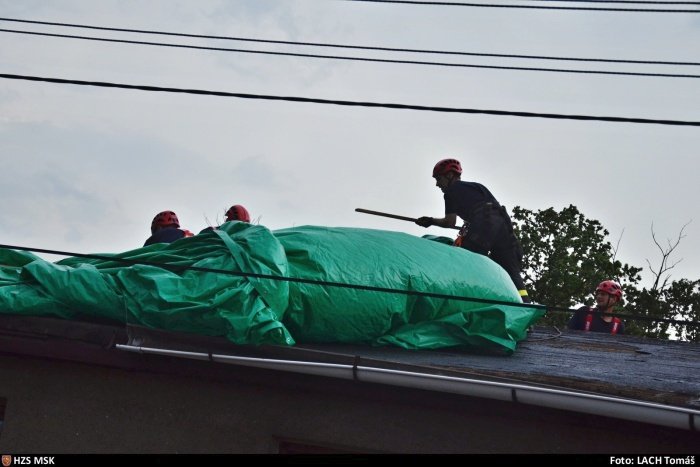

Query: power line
[1,73,698,126]
[1,18,697,67]
[520,1,700,3]
[0,243,546,310]
[0,243,697,328]
[3,28,699,79]
[341,0,700,12]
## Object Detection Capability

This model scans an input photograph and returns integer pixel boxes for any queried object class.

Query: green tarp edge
[0,222,543,353]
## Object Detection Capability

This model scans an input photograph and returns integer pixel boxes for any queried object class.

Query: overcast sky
[1,0,698,289]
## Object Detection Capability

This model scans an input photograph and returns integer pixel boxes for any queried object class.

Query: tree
[623,222,699,342]
[511,204,642,328]
[646,221,688,292]
[623,280,700,342]
[663,279,700,342]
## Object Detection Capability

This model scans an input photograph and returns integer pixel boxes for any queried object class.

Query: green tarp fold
[0,222,543,353]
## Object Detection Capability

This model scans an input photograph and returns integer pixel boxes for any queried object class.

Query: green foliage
[511,205,642,329]
[622,281,700,342]
[511,204,699,341]
[657,280,698,341]
[623,287,672,339]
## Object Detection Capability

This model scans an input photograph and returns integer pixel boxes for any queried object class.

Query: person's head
[225,204,251,223]
[151,210,180,234]
[432,158,462,192]
[594,280,623,309]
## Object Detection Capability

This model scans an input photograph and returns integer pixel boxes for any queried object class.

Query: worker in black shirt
[224,204,250,223]
[144,210,193,247]
[199,204,251,234]
[568,280,625,334]
[416,158,530,303]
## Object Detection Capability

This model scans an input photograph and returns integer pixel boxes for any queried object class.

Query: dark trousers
[460,207,527,292]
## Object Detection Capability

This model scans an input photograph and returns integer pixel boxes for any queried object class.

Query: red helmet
[596,280,623,300]
[432,158,462,178]
[225,205,251,223]
[151,210,180,234]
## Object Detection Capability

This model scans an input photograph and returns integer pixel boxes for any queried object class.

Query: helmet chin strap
[600,296,615,321]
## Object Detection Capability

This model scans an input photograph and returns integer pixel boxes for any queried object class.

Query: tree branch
[646,221,691,292]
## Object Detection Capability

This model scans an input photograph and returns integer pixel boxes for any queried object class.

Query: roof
[1,313,698,432]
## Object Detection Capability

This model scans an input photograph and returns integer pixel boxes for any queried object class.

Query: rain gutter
[116,344,700,432]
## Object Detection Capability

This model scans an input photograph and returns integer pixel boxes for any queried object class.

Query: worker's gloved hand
[415,216,433,228]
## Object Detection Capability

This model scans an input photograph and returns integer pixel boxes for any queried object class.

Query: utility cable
[341,0,700,12]
[0,243,697,328]
[517,1,700,4]
[3,28,698,79]
[1,18,697,67]
[1,73,698,127]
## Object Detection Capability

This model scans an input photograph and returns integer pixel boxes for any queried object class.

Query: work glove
[415,216,433,228]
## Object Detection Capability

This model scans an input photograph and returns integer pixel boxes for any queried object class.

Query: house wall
[0,352,697,454]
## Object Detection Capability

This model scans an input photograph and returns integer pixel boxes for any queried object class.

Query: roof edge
[116,343,700,432]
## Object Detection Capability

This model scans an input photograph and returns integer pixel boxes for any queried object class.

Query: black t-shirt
[444,181,500,221]
[568,306,625,334]
[143,227,188,247]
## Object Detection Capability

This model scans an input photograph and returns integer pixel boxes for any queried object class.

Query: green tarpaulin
[0,222,543,353]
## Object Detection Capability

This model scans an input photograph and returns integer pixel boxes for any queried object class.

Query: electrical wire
[340,0,700,12]
[3,28,698,79]
[517,1,700,4]
[1,73,698,127]
[1,18,697,67]
[0,242,697,328]
[5,73,700,126]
